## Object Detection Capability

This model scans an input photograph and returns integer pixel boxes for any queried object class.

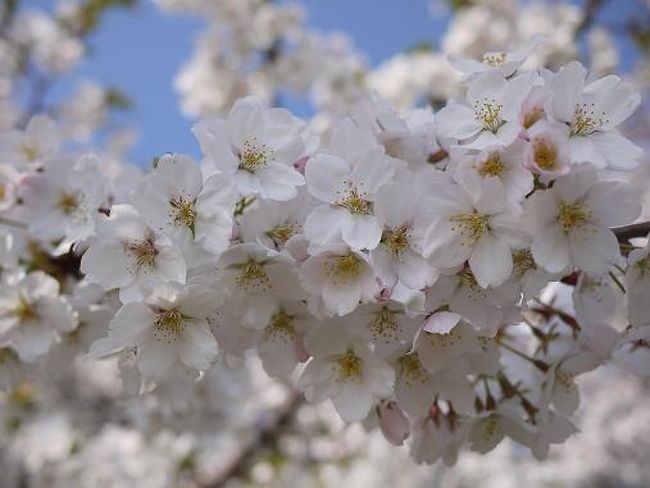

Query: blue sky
[22,0,645,165]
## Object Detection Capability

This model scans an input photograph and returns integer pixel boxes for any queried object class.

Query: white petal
[531,224,571,273]
[178,321,218,371]
[469,234,513,288]
[332,382,374,422]
[341,214,382,250]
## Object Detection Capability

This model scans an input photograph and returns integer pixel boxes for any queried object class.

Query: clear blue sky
[22,0,644,165]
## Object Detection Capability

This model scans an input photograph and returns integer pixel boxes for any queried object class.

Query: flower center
[264,309,296,342]
[512,249,536,276]
[125,237,158,271]
[169,195,196,235]
[477,153,505,177]
[337,183,372,215]
[474,98,505,134]
[233,258,271,291]
[555,369,574,392]
[481,52,506,67]
[635,256,650,277]
[369,306,400,342]
[326,252,365,283]
[153,309,184,343]
[449,212,489,245]
[532,138,557,171]
[265,220,299,248]
[523,107,545,129]
[20,144,39,162]
[382,223,411,256]
[13,296,38,322]
[398,354,429,386]
[570,103,608,136]
[458,266,482,292]
[56,192,79,215]
[238,137,271,174]
[480,416,501,441]
[557,201,590,231]
[336,350,363,381]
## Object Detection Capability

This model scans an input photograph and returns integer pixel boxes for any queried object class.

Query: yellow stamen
[264,309,296,342]
[337,182,372,215]
[13,296,38,322]
[56,192,79,215]
[265,220,299,248]
[532,138,557,171]
[336,349,363,381]
[474,98,504,133]
[478,153,505,177]
[20,144,39,162]
[557,202,590,231]
[449,212,489,245]
[169,195,196,234]
[512,249,536,276]
[570,103,608,136]
[382,223,411,256]
[125,237,158,271]
[327,252,365,283]
[482,52,506,67]
[153,309,184,343]
[234,258,271,291]
[238,137,271,174]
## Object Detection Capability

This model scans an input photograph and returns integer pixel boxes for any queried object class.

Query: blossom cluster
[1,35,649,467]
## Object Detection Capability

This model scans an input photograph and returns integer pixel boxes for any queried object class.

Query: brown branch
[613,222,650,242]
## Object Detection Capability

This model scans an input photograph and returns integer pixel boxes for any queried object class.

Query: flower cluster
[1,32,650,468]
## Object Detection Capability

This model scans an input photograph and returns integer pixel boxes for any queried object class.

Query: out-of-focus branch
[575,0,609,37]
[204,391,303,488]
[614,222,650,242]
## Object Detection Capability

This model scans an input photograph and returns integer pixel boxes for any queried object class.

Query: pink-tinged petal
[423,312,462,334]
[378,402,410,446]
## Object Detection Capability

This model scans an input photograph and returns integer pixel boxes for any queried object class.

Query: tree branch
[613,222,650,242]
